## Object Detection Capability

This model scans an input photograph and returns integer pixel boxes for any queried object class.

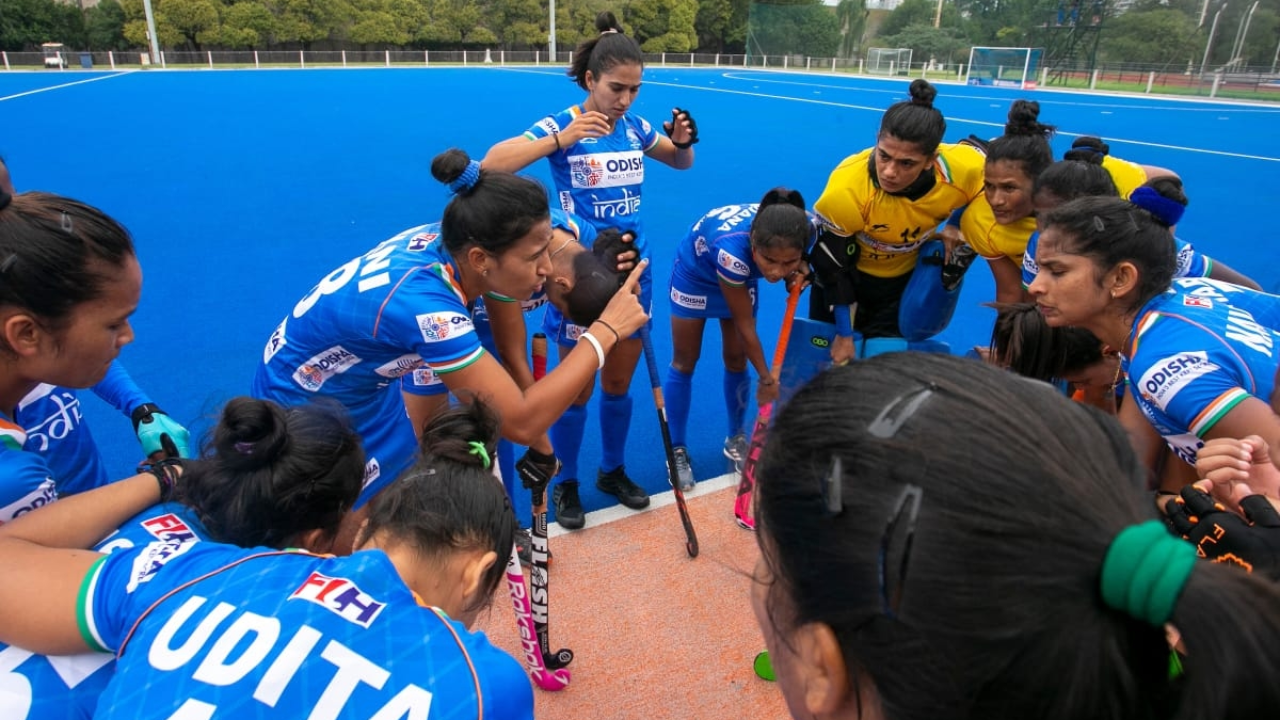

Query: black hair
[986,100,1056,180]
[362,399,516,614]
[1064,135,1110,163]
[751,188,810,253]
[564,228,628,326]
[988,302,1104,381]
[0,192,136,347]
[755,352,1280,720]
[430,148,550,257]
[568,12,644,90]
[1145,176,1187,206]
[175,398,364,549]
[879,80,946,156]
[1041,195,1177,312]
[1032,158,1117,207]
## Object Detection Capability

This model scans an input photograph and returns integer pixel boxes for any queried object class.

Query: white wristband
[579,332,606,370]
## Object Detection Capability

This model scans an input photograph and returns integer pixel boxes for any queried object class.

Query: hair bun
[1129,186,1185,228]
[431,149,481,195]
[907,79,937,107]
[215,397,290,470]
[595,11,622,34]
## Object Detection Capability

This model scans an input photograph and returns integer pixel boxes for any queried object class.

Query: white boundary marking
[548,470,739,537]
[0,71,134,102]
[499,66,1280,163]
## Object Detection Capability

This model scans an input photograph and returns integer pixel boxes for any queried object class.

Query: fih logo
[290,572,386,628]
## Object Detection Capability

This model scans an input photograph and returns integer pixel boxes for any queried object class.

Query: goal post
[867,47,912,75]
[965,47,1043,89]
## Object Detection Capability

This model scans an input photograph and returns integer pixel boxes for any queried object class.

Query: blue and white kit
[1023,231,1211,289]
[1123,278,1280,464]
[669,204,766,319]
[75,542,532,719]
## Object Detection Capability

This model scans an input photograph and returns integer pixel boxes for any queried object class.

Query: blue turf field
[3,67,1279,519]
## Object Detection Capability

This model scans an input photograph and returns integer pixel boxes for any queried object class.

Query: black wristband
[525,448,557,465]
[140,458,183,501]
[131,402,164,431]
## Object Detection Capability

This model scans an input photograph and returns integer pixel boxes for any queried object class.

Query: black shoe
[553,480,585,530]
[516,527,533,567]
[596,466,650,510]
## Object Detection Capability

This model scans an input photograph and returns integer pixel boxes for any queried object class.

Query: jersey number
[293,243,397,319]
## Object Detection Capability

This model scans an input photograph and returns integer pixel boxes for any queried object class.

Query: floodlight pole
[141,0,161,64]
[549,0,557,62]
[1231,1,1259,66]
[1200,3,1227,75]
[1272,36,1280,72]
[934,0,943,28]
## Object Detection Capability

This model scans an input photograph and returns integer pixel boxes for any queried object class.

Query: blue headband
[1129,186,1185,228]
[448,160,481,196]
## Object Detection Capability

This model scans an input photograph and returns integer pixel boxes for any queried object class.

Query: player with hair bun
[0,400,533,720]
[252,147,649,548]
[662,187,815,489]
[808,79,986,363]
[483,9,697,529]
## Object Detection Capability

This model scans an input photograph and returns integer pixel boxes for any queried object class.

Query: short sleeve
[1131,324,1253,438]
[0,442,58,525]
[1021,232,1040,289]
[1173,238,1210,278]
[714,236,754,286]
[523,115,563,142]
[813,151,872,238]
[378,268,486,376]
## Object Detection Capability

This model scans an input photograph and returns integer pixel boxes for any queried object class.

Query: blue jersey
[524,107,660,256]
[15,362,152,497]
[0,414,58,527]
[673,204,765,291]
[3,503,208,720]
[1023,231,1210,289]
[1123,278,1280,464]
[76,543,532,720]
[252,226,487,505]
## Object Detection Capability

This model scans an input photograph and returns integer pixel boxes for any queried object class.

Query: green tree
[220,2,277,48]
[879,21,967,62]
[0,0,86,51]
[85,0,128,51]
[696,0,748,52]
[747,0,840,57]
[162,0,221,49]
[1098,8,1198,64]
[349,10,407,45]
[836,0,868,57]
[488,0,546,48]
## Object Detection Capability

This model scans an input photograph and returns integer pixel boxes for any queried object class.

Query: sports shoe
[669,446,695,492]
[552,480,585,530]
[516,527,533,567]
[723,433,749,464]
[596,466,650,509]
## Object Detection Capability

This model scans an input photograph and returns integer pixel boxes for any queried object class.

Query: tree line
[2,0,1276,69]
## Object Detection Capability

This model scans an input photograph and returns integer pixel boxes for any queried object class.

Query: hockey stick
[638,324,699,557]
[733,284,802,531]
[529,333,572,669]
[501,333,571,692]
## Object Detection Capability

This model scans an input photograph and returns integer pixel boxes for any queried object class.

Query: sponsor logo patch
[292,346,361,392]
[407,233,437,252]
[568,152,644,189]
[141,514,199,544]
[1183,296,1213,309]
[1137,351,1216,409]
[416,311,473,343]
[0,479,56,525]
[410,366,440,387]
[564,323,586,342]
[290,572,386,628]
[363,458,381,489]
[375,354,424,379]
[671,287,707,310]
[717,249,751,277]
[128,537,196,592]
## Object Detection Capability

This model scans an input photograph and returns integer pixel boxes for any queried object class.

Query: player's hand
[830,334,856,366]
[614,231,638,272]
[784,268,810,294]
[756,376,780,406]
[132,403,192,461]
[1165,479,1280,580]
[564,111,612,145]
[938,224,963,257]
[596,259,650,340]
[662,108,699,149]
[1196,435,1280,511]
[517,448,561,493]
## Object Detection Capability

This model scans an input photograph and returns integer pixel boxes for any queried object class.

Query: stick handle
[532,332,548,380]
[768,284,803,379]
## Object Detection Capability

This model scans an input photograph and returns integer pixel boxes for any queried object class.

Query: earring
[483,269,489,277]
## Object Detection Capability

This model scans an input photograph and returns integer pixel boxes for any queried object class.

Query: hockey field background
[2,67,1278,522]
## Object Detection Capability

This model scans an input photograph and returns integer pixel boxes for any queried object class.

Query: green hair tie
[467,441,491,470]
[1100,520,1197,626]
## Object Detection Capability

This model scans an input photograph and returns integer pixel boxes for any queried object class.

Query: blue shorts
[545,264,654,348]
[668,265,758,320]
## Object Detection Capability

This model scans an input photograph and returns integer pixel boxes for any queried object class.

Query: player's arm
[1138,164,1179,183]
[1201,397,1280,472]
[1117,386,1166,475]
[481,135,559,174]
[0,473,164,654]
[484,297,555,454]
[721,282,770,382]
[403,392,451,440]
[1206,258,1262,291]
[439,263,649,446]
[645,108,696,170]
[988,256,1029,304]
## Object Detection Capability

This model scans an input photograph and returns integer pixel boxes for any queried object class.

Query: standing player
[4,396,364,720]
[808,79,985,364]
[482,10,697,528]
[252,148,648,546]
[662,189,812,489]
[0,401,534,720]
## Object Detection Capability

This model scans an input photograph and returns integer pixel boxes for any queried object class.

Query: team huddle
[2,9,1280,720]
